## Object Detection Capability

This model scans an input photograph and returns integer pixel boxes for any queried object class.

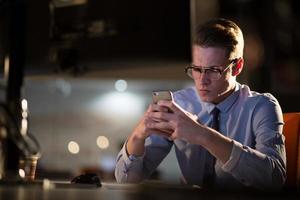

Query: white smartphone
[152,91,173,104]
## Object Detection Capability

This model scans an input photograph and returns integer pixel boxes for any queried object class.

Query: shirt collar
[201,83,240,114]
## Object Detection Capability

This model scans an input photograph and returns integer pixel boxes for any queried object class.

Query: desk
[0,180,299,200]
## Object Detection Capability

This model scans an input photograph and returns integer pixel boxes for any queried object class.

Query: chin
[197,92,212,103]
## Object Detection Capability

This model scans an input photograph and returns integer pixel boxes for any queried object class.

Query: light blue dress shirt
[115,83,286,190]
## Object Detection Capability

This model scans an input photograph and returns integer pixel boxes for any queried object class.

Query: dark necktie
[203,107,220,188]
[211,107,220,131]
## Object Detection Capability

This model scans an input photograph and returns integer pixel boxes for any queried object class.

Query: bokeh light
[96,136,110,149]
[68,141,80,154]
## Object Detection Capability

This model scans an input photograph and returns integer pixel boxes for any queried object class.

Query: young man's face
[192,45,237,104]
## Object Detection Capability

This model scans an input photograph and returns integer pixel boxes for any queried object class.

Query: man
[114,18,286,190]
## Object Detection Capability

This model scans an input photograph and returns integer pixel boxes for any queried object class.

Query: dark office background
[1,0,299,110]
[0,0,300,181]
[13,0,191,71]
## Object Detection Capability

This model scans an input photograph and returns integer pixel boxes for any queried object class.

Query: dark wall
[218,0,300,112]
[1,0,299,111]
[24,0,191,70]
[26,0,50,67]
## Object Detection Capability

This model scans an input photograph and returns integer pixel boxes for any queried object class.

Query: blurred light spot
[22,111,28,118]
[42,179,54,190]
[21,99,29,135]
[4,55,9,80]
[49,79,72,97]
[19,169,25,178]
[68,141,80,154]
[89,92,144,120]
[20,119,28,136]
[114,79,127,92]
[96,136,109,149]
[0,128,7,138]
[21,99,28,111]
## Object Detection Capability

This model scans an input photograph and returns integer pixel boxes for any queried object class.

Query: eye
[193,68,202,73]
[208,68,221,73]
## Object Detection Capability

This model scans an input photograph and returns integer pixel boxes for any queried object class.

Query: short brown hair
[194,18,244,58]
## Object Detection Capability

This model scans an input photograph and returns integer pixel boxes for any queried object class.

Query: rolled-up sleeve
[115,135,173,183]
[114,142,144,183]
[221,94,286,189]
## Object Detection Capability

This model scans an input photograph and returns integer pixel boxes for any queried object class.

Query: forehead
[192,45,228,66]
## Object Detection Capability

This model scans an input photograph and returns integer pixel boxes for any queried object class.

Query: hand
[127,103,173,156]
[133,100,234,163]
[132,103,173,140]
[146,100,204,144]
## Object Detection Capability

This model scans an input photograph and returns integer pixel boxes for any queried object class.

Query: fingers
[157,101,198,121]
[144,101,200,142]
[157,100,181,113]
[146,109,174,123]
[145,120,173,138]
[149,103,169,113]
[137,104,175,140]
[146,120,172,131]
[143,105,175,139]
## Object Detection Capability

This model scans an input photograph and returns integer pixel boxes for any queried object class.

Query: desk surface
[0,180,299,200]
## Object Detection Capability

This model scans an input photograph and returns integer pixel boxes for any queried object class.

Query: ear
[232,58,243,76]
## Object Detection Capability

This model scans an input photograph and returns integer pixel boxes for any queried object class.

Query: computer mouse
[71,173,102,187]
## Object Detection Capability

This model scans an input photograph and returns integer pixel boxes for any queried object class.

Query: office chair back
[283,112,300,188]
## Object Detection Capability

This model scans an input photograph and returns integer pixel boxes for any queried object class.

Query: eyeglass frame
[184,58,238,80]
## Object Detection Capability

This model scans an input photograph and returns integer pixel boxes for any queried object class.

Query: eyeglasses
[185,59,238,81]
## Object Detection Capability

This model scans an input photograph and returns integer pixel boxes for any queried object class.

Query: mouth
[198,89,210,95]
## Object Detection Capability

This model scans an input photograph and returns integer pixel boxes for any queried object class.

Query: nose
[195,71,211,85]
